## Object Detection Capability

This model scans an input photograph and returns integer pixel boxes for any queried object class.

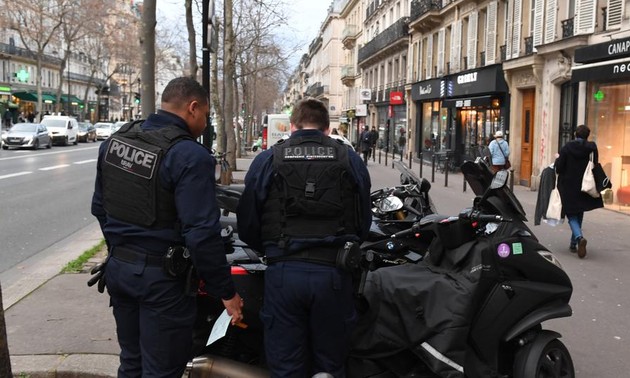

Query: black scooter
[188,158,574,378]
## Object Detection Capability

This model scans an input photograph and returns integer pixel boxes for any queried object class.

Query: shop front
[411,78,446,161]
[373,94,406,153]
[573,37,630,211]
[442,65,510,166]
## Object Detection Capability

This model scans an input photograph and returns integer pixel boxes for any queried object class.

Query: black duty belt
[266,246,339,266]
[112,246,164,266]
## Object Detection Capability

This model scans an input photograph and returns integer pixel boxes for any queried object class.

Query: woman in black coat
[554,125,603,258]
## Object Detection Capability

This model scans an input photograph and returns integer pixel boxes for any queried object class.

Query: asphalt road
[0,141,102,274]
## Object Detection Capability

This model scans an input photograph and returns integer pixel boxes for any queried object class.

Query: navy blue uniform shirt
[91,110,235,300]
[237,129,372,254]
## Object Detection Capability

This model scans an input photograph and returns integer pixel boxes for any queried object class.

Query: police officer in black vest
[237,98,371,377]
[91,77,243,377]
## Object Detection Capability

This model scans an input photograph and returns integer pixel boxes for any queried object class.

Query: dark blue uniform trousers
[260,261,357,378]
[105,256,196,378]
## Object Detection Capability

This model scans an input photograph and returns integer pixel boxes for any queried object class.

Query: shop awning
[60,95,84,106]
[571,57,630,83]
[41,94,57,104]
[12,92,38,102]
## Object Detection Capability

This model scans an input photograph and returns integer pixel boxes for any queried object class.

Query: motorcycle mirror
[377,196,404,213]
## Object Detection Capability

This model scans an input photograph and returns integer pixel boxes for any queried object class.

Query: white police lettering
[608,40,630,55]
[457,72,477,84]
[104,139,158,179]
[109,139,156,169]
[283,145,336,160]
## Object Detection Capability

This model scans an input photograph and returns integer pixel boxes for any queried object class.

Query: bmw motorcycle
[189,158,574,378]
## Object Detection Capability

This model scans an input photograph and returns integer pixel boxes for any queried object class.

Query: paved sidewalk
[3,152,626,377]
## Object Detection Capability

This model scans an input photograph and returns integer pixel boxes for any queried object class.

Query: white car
[329,134,353,148]
[94,122,114,140]
[40,115,79,146]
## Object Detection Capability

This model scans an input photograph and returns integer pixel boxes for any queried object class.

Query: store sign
[575,36,630,64]
[572,58,630,83]
[411,79,443,101]
[448,66,506,97]
[389,91,404,105]
[356,104,367,116]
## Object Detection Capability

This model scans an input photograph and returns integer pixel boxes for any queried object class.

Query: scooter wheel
[514,337,574,378]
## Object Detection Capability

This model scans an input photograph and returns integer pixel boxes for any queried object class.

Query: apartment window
[504,1,510,45]
[568,0,576,17]
[530,0,535,35]
[396,2,401,19]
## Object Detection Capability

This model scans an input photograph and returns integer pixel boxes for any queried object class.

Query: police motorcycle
[186,157,575,378]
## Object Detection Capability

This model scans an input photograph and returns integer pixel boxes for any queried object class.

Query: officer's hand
[222,293,244,326]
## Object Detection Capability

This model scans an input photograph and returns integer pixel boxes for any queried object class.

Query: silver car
[1,123,52,150]
[94,122,114,140]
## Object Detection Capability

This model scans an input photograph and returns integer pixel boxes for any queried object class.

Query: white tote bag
[545,175,564,226]
[581,153,600,198]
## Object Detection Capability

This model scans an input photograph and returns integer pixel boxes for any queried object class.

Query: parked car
[113,121,127,133]
[77,122,97,142]
[1,123,52,150]
[40,115,79,145]
[94,122,114,140]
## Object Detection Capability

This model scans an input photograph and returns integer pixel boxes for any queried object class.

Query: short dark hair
[290,98,329,131]
[161,77,208,107]
[575,124,590,139]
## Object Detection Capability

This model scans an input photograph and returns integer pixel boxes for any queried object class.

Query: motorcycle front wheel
[513,338,574,378]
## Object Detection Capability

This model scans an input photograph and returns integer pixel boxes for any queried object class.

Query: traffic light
[134,92,141,104]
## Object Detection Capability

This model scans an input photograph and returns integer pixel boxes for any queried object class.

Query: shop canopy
[60,95,84,106]
[11,92,57,103]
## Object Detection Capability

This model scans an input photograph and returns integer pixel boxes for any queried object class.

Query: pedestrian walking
[236,98,372,377]
[488,130,510,173]
[359,125,372,164]
[2,109,12,129]
[369,126,378,160]
[90,77,243,377]
[554,124,603,258]
[398,128,406,159]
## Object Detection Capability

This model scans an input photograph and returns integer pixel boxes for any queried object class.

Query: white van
[262,113,291,150]
[40,115,79,145]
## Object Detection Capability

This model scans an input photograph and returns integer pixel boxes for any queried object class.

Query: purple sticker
[497,243,511,258]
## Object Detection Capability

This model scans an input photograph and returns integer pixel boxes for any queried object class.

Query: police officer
[91,77,243,378]
[237,98,371,377]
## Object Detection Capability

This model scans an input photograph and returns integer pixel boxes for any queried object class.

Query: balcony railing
[410,0,442,23]
[0,42,63,66]
[306,82,322,97]
[342,25,358,40]
[562,17,574,38]
[366,0,381,20]
[341,65,356,78]
[358,17,409,65]
[500,44,507,62]
[524,36,534,55]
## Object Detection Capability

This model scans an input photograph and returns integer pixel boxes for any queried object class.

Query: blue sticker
[497,243,511,258]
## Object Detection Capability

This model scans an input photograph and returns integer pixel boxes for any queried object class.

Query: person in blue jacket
[91,77,243,378]
[237,98,372,377]
[488,130,510,173]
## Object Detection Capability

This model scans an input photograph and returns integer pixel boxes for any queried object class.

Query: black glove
[87,262,107,293]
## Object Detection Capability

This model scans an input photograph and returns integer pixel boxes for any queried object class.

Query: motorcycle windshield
[460,159,527,221]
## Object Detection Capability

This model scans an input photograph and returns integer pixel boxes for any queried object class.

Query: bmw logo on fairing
[386,241,395,251]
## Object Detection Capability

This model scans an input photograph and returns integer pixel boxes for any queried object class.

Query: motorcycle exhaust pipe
[186,354,270,378]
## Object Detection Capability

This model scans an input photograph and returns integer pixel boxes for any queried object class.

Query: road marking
[39,164,70,171]
[74,159,97,164]
[0,171,32,180]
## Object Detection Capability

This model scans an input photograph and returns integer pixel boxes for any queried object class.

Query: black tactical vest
[101,121,193,228]
[261,134,360,245]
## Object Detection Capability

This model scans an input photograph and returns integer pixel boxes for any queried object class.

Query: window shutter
[575,0,596,35]
[506,0,513,59]
[417,40,423,81]
[606,0,625,30]
[437,28,445,76]
[512,0,522,58]
[426,35,434,79]
[467,11,478,69]
[451,21,462,72]
[486,1,498,64]
[533,0,544,48]
[544,0,557,43]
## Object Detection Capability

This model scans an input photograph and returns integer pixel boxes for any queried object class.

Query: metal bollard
[408,151,413,170]
[419,151,423,178]
[509,169,514,191]
[431,154,436,183]
[463,176,467,192]
[378,149,382,164]
[385,149,388,166]
[444,155,449,187]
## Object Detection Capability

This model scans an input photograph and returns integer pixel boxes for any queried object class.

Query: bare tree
[4,0,65,121]
[223,0,236,176]
[141,0,157,116]
[185,0,199,79]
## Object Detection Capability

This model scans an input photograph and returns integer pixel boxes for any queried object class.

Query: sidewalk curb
[11,354,118,378]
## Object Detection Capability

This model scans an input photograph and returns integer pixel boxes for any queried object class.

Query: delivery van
[262,113,291,150]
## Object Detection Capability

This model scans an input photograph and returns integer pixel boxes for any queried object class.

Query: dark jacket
[534,165,557,225]
[359,130,372,152]
[554,138,604,214]
[91,110,235,299]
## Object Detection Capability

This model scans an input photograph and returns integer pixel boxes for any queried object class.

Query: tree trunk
[185,0,198,79]
[0,282,13,378]
[211,21,223,154]
[141,0,156,117]
[223,0,237,174]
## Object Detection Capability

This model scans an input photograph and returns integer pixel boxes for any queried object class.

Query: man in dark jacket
[555,124,603,258]
[237,98,371,377]
[91,77,243,377]
[359,125,372,164]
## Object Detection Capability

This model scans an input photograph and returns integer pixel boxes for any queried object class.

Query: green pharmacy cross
[16,69,29,83]
[593,90,604,102]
